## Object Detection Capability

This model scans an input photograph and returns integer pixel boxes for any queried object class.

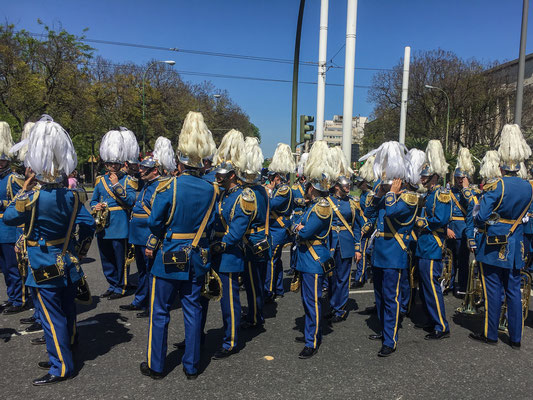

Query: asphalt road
[1,243,533,400]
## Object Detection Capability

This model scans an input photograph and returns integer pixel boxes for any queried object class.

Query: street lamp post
[142,60,175,154]
[425,84,450,152]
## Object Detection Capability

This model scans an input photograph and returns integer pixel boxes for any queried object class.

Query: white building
[323,115,367,147]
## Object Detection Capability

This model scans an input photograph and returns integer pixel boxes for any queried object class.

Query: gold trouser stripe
[479,263,489,337]
[313,274,319,349]
[392,270,401,348]
[359,239,370,283]
[229,273,235,350]
[170,233,207,239]
[429,260,446,331]
[148,276,156,368]
[269,245,279,292]
[132,213,148,219]
[107,206,124,211]
[36,289,66,377]
[248,261,257,324]
[27,238,66,247]
[122,241,128,295]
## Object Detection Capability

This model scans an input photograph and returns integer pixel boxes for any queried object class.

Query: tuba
[201,268,222,301]
[439,245,453,293]
[92,202,109,233]
[456,258,483,315]
[498,270,532,332]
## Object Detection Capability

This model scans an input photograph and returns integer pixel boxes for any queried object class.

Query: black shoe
[351,281,364,289]
[377,345,395,357]
[173,340,186,350]
[183,367,198,380]
[3,304,26,314]
[298,346,318,359]
[241,321,264,330]
[468,333,497,345]
[0,301,12,311]
[119,304,144,311]
[425,330,450,340]
[25,322,43,333]
[323,311,334,320]
[100,290,113,298]
[31,336,46,345]
[368,334,383,341]
[286,269,295,276]
[38,361,51,370]
[136,310,149,318]
[20,316,36,325]
[32,373,68,386]
[330,315,346,324]
[294,336,305,343]
[108,293,124,300]
[212,347,236,360]
[510,341,521,350]
[140,362,163,380]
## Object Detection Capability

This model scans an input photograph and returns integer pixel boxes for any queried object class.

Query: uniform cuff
[113,183,126,197]
[415,217,428,230]
[146,235,159,250]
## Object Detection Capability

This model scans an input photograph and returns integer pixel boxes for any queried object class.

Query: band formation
[0,113,532,385]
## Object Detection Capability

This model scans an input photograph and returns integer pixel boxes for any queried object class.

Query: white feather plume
[406,148,426,186]
[297,152,309,176]
[214,129,245,169]
[304,141,335,181]
[479,150,501,180]
[100,130,125,163]
[518,162,529,179]
[456,147,475,176]
[425,140,449,177]
[359,155,376,182]
[269,143,296,174]
[153,136,176,172]
[177,111,217,165]
[25,117,77,180]
[498,124,531,166]
[119,127,140,163]
[330,146,353,178]
[370,141,408,181]
[0,121,14,159]
[15,122,34,162]
[239,136,264,176]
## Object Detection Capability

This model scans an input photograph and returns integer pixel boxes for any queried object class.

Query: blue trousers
[265,244,284,298]
[448,237,470,292]
[373,267,402,349]
[219,272,241,350]
[97,237,128,294]
[301,272,324,349]
[132,245,153,308]
[418,258,449,333]
[31,284,77,377]
[400,269,411,314]
[353,238,371,284]
[242,254,265,326]
[0,243,24,306]
[146,274,203,375]
[328,245,351,318]
[479,263,523,342]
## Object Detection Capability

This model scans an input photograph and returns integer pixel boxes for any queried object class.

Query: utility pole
[515,0,529,125]
[399,46,410,144]
[315,0,329,141]
[290,0,306,156]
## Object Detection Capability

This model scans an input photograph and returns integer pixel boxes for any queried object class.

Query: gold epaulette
[240,187,257,215]
[15,190,39,212]
[128,176,139,191]
[291,184,299,190]
[156,176,173,193]
[437,189,451,203]
[314,197,332,219]
[349,197,359,212]
[276,184,290,197]
[365,192,375,208]
[483,178,501,192]
[400,192,419,206]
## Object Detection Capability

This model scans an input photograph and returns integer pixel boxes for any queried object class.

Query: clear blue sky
[3,0,532,156]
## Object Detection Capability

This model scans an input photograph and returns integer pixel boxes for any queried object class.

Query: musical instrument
[92,202,109,233]
[439,246,453,293]
[125,244,135,268]
[498,269,532,332]
[456,258,483,315]
[201,268,222,301]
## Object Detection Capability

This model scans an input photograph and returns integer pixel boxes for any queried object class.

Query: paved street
[1,243,533,400]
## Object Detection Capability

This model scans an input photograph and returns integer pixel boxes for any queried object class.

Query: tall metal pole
[399,46,411,144]
[515,0,529,125]
[315,0,329,141]
[341,0,358,164]
[290,0,306,156]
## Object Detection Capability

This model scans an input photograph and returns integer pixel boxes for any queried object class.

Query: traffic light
[299,115,314,142]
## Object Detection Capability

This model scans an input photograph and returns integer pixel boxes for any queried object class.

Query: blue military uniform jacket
[213,185,254,273]
[474,177,533,269]
[270,183,293,245]
[0,170,23,243]
[295,198,333,275]
[365,190,418,269]
[449,186,469,239]
[129,177,159,246]
[328,195,362,259]
[3,186,95,288]
[90,173,136,239]
[149,173,216,280]
[292,182,306,216]
[243,184,271,259]
[415,186,452,260]
[462,186,482,249]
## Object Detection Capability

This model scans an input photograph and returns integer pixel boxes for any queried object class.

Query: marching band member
[415,140,452,340]
[120,127,142,187]
[0,121,26,314]
[90,130,136,299]
[362,142,419,356]
[4,115,95,385]
[265,143,296,303]
[141,111,216,380]
[289,153,309,276]
[470,124,533,348]
[326,147,362,323]
[293,141,333,359]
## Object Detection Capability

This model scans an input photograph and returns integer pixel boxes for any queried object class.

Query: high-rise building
[323,115,367,147]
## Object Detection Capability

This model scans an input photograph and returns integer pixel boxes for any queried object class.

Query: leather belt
[303,239,325,246]
[452,216,465,221]
[247,226,265,235]
[27,237,66,247]
[108,206,124,212]
[331,226,348,233]
[132,213,148,219]
[377,232,411,240]
[170,233,207,240]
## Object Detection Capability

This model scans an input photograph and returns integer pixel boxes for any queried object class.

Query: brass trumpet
[92,202,109,233]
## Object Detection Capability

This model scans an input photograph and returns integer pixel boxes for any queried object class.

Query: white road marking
[349,289,374,294]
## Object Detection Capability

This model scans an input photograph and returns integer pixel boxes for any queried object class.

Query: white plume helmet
[214,129,245,169]
[177,111,216,168]
[518,162,529,179]
[330,146,353,179]
[358,155,376,182]
[100,130,125,163]
[23,115,77,182]
[153,136,176,172]
[297,152,309,177]
[119,127,140,164]
[269,143,296,176]
[360,141,408,183]
[423,140,449,177]
[406,148,426,187]
[479,150,502,180]
[455,147,475,177]
[304,140,335,192]
[238,136,264,183]
[15,122,35,162]
[0,121,14,160]
[498,124,531,171]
